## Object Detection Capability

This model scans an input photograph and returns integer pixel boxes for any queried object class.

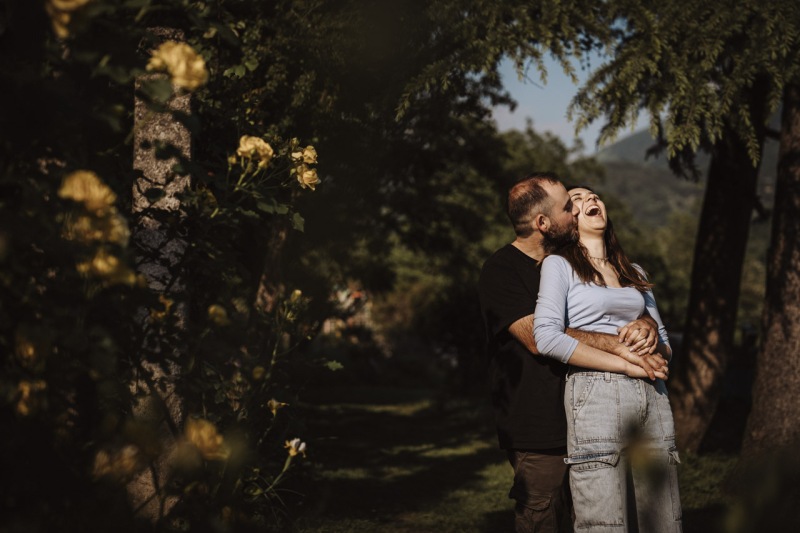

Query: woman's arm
[533,256,578,363]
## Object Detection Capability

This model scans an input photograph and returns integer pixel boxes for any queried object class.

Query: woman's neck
[581,233,606,260]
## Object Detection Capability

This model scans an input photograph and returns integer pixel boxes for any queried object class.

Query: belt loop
[605,372,611,382]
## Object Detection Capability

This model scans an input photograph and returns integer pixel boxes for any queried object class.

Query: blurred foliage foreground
[0,1,333,531]
[0,0,610,529]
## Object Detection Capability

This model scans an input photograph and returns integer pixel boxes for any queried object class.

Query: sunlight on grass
[418,441,493,459]
[297,388,739,532]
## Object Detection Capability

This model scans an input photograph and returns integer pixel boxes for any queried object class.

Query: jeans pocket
[572,378,621,444]
[654,393,676,441]
[567,453,624,529]
[570,374,596,415]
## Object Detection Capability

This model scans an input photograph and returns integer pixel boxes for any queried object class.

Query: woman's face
[568,187,607,238]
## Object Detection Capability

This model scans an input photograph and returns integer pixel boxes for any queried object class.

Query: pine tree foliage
[570,0,800,163]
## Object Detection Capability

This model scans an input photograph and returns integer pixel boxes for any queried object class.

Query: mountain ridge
[590,128,779,228]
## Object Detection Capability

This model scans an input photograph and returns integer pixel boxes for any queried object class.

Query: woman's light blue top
[533,255,670,364]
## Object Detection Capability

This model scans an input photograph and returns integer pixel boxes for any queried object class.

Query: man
[478,173,667,533]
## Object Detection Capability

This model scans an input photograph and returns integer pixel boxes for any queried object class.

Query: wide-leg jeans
[564,371,682,533]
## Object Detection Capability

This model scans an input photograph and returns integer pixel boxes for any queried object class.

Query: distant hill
[590,128,780,228]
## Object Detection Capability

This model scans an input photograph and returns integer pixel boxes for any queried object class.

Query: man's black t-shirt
[478,244,567,450]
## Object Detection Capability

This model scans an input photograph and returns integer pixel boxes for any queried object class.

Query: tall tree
[743,83,800,453]
[568,0,798,452]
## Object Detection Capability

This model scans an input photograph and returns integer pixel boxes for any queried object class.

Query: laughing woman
[533,187,682,533]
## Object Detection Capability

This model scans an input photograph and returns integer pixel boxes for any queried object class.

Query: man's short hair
[507,172,561,237]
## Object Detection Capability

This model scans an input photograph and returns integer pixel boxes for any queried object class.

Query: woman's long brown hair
[556,216,653,292]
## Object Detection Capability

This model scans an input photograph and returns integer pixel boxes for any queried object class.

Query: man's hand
[567,327,664,380]
[618,316,658,354]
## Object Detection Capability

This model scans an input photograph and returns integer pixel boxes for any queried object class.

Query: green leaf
[324,360,344,371]
[256,201,277,214]
[139,78,173,104]
[291,212,305,232]
[172,111,202,134]
[223,64,247,79]
[238,209,260,219]
[244,57,259,72]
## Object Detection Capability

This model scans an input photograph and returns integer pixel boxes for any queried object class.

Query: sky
[492,55,649,155]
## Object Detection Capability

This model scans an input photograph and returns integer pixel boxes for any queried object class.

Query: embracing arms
[530,256,670,380]
[510,314,668,380]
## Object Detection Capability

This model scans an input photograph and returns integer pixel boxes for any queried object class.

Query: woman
[533,187,682,533]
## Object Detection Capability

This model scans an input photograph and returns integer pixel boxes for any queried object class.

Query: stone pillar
[127,27,191,523]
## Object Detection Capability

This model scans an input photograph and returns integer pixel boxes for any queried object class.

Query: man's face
[541,182,579,252]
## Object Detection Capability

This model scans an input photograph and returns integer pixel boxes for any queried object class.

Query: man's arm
[568,327,668,380]
[508,315,668,380]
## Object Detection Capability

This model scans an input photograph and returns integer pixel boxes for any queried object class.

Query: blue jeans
[564,371,682,532]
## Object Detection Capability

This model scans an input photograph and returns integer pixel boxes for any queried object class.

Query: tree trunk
[669,128,764,453]
[742,83,800,454]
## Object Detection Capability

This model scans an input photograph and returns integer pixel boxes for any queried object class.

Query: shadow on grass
[292,385,742,533]
[294,386,512,532]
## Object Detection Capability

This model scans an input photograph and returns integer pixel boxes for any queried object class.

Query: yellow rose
[16,380,47,416]
[15,325,51,371]
[207,304,231,326]
[149,295,174,322]
[77,249,137,285]
[295,164,320,191]
[63,212,130,246]
[48,0,91,10]
[185,418,230,461]
[252,366,266,381]
[103,213,131,245]
[59,170,117,215]
[289,289,303,304]
[92,445,143,482]
[267,398,289,416]
[147,41,209,92]
[45,0,90,38]
[291,146,317,165]
[236,136,274,168]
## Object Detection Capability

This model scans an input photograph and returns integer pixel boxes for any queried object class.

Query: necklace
[588,255,609,263]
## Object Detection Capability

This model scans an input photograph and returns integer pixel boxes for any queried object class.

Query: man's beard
[542,221,578,253]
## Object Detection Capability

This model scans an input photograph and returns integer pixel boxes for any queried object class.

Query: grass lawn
[287,385,738,533]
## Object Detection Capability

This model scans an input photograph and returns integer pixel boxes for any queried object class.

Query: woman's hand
[624,357,669,380]
[619,351,669,381]
[618,317,659,354]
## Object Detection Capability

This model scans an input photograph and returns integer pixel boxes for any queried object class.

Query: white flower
[284,438,307,458]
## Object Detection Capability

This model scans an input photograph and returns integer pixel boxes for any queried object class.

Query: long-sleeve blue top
[533,255,670,364]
